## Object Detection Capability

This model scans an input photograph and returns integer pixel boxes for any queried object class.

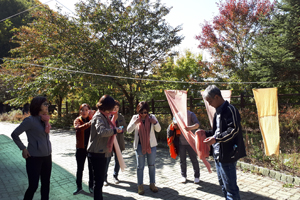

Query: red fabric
[138,115,151,154]
[100,110,116,152]
[195,130,212,173]
[165,90,212,173]
[167,136,177,159]
[40,114,51,134]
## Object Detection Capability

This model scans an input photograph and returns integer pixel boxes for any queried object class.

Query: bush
[0,110,25,122]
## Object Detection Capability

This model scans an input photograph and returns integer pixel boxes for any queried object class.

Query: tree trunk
[57,95,63,117]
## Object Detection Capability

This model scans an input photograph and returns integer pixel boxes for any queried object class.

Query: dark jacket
[11,116,52,157]
[205,101,246,163]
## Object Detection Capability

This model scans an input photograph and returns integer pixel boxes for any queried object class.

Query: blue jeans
[135,144,156,185]
[104,151,120,181]
[215,161,240,200]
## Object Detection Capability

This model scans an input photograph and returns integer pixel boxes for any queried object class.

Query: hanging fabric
[253,88,280,156]
[165,90,211,173]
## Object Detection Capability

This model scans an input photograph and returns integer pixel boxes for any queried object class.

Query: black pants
[76,148,93,189]
[89,154,107,200]
[24,155,52,200]
[179,145,200,178]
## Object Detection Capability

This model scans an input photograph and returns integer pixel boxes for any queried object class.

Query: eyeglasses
[139,111,148,114]
[42,102,50,107]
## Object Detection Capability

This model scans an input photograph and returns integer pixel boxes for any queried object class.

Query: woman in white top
[127,101,161,195]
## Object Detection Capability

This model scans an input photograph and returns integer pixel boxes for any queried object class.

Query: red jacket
[74,115,93,149]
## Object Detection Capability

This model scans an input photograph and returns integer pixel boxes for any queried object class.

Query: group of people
[11,85,246,200]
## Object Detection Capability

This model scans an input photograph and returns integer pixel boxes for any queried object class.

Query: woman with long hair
[11,96,52,200]
[73,103,95,195]
[127,101,161,195]
[87,95,122,200]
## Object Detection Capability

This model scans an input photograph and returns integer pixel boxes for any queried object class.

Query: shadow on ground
[0,134,131,200]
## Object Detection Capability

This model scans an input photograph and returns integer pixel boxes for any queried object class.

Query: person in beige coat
[127,101,161,195]
[104,100,127,185]
[87,95,122,200]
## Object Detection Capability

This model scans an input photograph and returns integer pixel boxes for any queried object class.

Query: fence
[121,92,300,115]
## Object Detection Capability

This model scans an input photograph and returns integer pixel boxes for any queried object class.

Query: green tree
[77,0,183,114]
[1,4,93,116]
[249,0,300,92]
[0,0,35,60]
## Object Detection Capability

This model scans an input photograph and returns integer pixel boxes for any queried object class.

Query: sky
[40,0,220,59]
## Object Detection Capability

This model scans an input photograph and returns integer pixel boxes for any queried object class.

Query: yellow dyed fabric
[253,88,280,156]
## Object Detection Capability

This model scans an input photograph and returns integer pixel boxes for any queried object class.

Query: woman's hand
[149,117,157,124]
[134,116,141,124]
[22,148,30,159]
[116,128,123,133]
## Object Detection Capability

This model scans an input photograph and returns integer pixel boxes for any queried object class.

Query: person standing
[11,96,52,200]
[202,85,246,200]
[127,101,161,195]
[87,95,122,200]
[73,103,95,195]
[104,100,127,185]
[176,110,201,184]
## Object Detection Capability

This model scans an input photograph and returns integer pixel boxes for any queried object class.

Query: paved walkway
[0,122,299,200]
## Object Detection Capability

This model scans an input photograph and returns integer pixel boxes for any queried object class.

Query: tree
[0,4,93,116]
[77,0,183,114]
[249,0,300,92]
[196,0,274,82]
[0,0,35,60]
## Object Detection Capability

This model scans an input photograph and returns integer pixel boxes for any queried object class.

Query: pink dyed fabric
[201,90,232,128]
[40,114,51,134]
[165,90,211,173]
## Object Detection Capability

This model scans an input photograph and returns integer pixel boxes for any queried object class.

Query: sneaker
[194,177,200,184]
[73,188,82,195]
[104,181,108,186]
[113,176,119,184]
[180,177,186,183]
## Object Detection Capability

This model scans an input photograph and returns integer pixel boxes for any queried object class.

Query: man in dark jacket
[202,85,246,200]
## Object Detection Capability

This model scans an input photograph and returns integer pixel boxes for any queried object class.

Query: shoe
[113,176,119,184]
[73,188,82,195]
[150,183,158,193]
[138,184,144,195]
[194,177,200,184]
[104,181,108,186]
[180,177,186,183]
[89,187,93,194]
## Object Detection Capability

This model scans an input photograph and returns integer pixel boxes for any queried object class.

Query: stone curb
[237,161,300,186]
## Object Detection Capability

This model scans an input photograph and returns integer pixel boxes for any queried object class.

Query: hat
[173,117,177,124]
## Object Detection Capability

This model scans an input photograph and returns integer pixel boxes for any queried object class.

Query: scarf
[100,110,116,152]
[40,114,51,134]
[138,115,151,154]
[169,123,181,135]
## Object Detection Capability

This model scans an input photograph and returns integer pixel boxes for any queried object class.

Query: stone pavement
[0,122,299,200]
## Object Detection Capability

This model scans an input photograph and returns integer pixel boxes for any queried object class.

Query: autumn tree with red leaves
[196,0,274,82]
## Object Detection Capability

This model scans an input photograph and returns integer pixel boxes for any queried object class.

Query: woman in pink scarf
[127,101,161,195]
[11,96,52,200]
[87,95,122,200]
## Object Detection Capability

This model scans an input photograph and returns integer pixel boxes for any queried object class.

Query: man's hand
[22,149,30,159]
[184,126,193,131]
[116,128,123,133]
[204,136,216,146]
